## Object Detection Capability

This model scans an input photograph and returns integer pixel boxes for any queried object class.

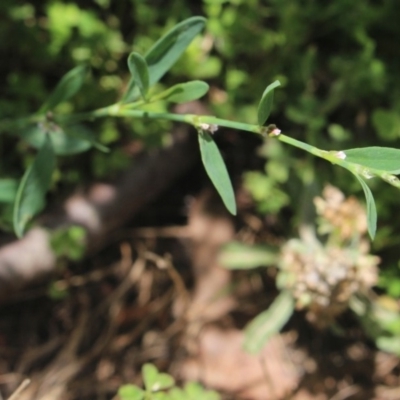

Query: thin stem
[2,101,350,171]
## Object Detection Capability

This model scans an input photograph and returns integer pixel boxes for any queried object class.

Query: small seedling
[118,363,220,400]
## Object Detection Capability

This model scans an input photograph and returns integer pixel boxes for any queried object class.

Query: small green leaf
[118,384,145,400]
[13,135,56,237]
[20,123,94,155]
[344,147,400,174]
[183,382,220,400]
[168,387,185,400]
[198,131,236,215]
[160,81,209,103]
[123,17,206,102]
[128,52,150,99]
[244,290,294,354]
[354,174,377,240]
[40,65,87,112]
[142,364,174,393]
[257,80,280,126]
[0,179,18,203]
[219,242,278,269]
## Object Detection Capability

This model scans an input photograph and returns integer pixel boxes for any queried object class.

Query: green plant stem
[71,105,356,171]
[3,103,355,172]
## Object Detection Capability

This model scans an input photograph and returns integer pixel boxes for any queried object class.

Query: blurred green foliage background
[1,0,400,297]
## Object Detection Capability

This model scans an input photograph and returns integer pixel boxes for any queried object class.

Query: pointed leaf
[40,65,87,112]
[146,16,206,85]
[344,147,400,174]
[0,179,18,203]
[161,81,209,103]
[123,17,206,102]
[244,290,294,354]
[20,123,95,155]
[128,52,150,99]
[219,242,278,269]
[257,80,280,126]
[13,135,56,237]
[354,174,377,239]
[198,131,236,215]
[118,385,145,400]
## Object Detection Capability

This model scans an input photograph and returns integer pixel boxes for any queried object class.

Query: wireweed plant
[1,16,400,240]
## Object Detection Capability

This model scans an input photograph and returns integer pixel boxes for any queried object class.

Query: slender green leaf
[344,147,400,174]
[146,16,206,84]
[123,16,206,102]
[40,65,87,112]
[257,80,280,126]
[0,179,18,203]
[13,135,56,237]
[244,290,294,354]
[354,174,377,239]
[128,52,149,99]
[198,131,236,215]
[160,81,209,103]
[20,124,100,155]
[219,242,278,269]
[118,385,145,400]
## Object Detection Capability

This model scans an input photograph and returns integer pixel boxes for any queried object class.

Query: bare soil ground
[0,131,399,400]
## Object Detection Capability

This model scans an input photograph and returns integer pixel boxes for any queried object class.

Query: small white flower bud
[199,123,219,134]
[335,151,346,159]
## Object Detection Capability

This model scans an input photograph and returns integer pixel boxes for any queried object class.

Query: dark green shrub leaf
[123,16,206,102]
[40,65,87,112]
[50,225,86,261]
[161,81,209,103]
[20,124,97,155]
[118,385,145,400]
[128,52,149,99]
[244,290,294,354]
[354,174,377,239]
[372,109,400,141]
[257,80,280,126]
[13,135,56,237]
[0,179,18,203]
[344,147,400,174]
[219,242,278,269]
[198,131,236,215]
[142,363,174,392]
